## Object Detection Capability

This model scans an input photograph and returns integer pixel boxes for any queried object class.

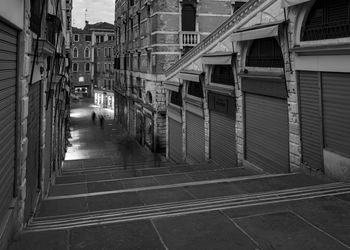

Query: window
[301,0,350,41]
[233,1,246,12]
[182,3,196,31]
[104,63,107,72]
[137,52,141,71]
[170,89,183,107]
[246,37,284,68]
[85,63,90,72]
[84,47,90,58]
[73,47,78,58]
[85,35,92,42]
[74,34,79,42]
[30,0,43,34]
[188,81,203,98]
[211,65,235,85]
[97,63,100,73]
[130,0,134,6]
[72,63,78,72]
[146,91,153,103]
[97,48,101,57]
[79,76,84,82]
[104,47,108,57]
[109,47,112,57]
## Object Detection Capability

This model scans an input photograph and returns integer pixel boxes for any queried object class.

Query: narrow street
[8,99,350,250]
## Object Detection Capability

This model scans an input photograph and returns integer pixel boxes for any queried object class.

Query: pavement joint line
[150,219,169,250]
[33,183,348,224]
[46,173,296,200]
[54,167,247,187]
[26,189,350,232]
[288,210,350,249]
[220,210,261,248]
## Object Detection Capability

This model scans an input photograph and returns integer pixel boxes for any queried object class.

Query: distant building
[72,22,114,97]
[114,0,244,153]
[94,40,115,110]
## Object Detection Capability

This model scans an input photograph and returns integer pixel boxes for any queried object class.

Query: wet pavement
[8,98,350,250]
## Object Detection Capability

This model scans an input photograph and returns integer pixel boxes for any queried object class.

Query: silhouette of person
[99,115,104,129]
[91,111,96,124]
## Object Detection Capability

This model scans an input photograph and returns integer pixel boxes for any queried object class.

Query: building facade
[164,0,350,181]
[71,22,114,97]
[94,40,115,110]
[114,0,244,153]
[0,0,72,249]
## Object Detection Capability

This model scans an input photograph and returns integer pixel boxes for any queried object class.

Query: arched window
[182,3,196,31]
[72,63,78,72]
[246,37,284,68]
[73,47,78,58]
[146,91,153,103]
[301,0,350,41]
[85,63,90,72]
[84,47,90,58]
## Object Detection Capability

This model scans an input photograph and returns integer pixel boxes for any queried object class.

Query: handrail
[165,0,268,78]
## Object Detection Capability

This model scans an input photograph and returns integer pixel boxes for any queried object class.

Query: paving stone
[138,187,194,205]
[87,180,124,193]
[222,203,289,219]
[154,211,257,250]
[86,172,113,182]
[55,174,86,184]
[37,198,88,217]
[49,183,87,197]
[287,196,350,246]
[185,182,244,199]
[235,211,348,250]
[8,230,67,250]
[87,192,144,211]
[121,176,159,189]
[187,170,225,181]
[70,220,165,250]
[155,173,194,185]
[217,167,258,178]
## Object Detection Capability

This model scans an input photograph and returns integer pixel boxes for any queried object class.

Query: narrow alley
[8,99,350,250]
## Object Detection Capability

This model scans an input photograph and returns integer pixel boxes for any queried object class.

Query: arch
[182,3,196,31]
[73,47,78,58]
[301,0,350,41]
[72,63,78,72]
[246,37,284,68]
[146,91,153,104]
[84,47,90,58]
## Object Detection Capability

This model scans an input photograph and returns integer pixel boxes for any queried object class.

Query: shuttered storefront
[245,93,289,173]
[43,97,53,195]
[298,71,323,170]
[25,81,41,221]
[322,72,350,156]
[210,111,236,167]
[168,118,182,162]
[186,112,205,162]
[0,21,17,225]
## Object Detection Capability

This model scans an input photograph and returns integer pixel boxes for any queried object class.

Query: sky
[72,0,115,28]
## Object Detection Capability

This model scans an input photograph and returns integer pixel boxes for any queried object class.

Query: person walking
[99,115,104,129]
[91,111,96,124]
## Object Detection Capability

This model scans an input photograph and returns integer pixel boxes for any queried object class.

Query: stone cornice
[165,0,269,78]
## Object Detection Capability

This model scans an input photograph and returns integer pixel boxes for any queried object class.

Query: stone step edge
[26,183,350,232]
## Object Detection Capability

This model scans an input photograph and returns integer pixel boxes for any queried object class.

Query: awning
[231,23,280,42]
[164,80,181,92]
[202,52,234,65]
[177,70,203,82]
[280,0,311,8]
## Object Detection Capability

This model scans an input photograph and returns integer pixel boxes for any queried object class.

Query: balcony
[180,31,200,48]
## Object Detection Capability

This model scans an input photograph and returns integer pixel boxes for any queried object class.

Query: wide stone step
[36,173,331,223]
[27,180,350,232]
[49,167,259,197]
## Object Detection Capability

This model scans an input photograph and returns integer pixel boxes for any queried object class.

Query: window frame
[85,63,90,72]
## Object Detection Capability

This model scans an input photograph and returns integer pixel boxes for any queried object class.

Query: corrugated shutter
[322,72,350,156]
[298,71,323,170]
[43,98,53,195]
[169,118,183,162]
[0,21,17,225]
[245,93,289,173]
[25,81,41,221]
[210,111,237,168]
[186,112,205,162]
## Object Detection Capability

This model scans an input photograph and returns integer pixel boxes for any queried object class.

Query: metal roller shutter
[245,93,289,173]
[25,81,41,221]
[186,112,205,162]
[210,111,237,167]
[322,72,350,156]
[298,71,323,170]
[169,118,182,162]
[0,21,17,225]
